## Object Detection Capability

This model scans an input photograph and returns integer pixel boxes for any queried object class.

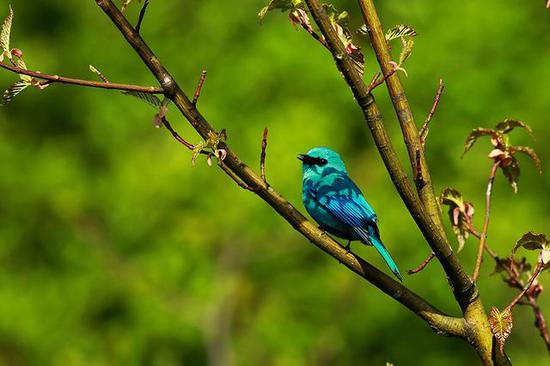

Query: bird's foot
[344,241,352,254]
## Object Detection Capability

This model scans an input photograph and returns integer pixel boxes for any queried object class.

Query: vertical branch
[303,0,475,311]
[357,0,444,230]
[260,127,268,183]
[472,160,501,281]
[193,70,207,106]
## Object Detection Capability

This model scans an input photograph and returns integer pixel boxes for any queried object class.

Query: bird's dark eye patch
[298,154,328,166]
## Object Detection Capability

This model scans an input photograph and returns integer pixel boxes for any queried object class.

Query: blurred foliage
[0,0,548,365]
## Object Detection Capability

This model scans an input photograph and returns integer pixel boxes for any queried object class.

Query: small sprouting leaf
[510,146,542,174]
[385,24,417,41]
[258,0,302,22]
[501,156,520,193]
[496,119,534,138]
[439,188,475,252]
[323,4,364,76]
[383,24,417,74]
[513,232,548,253]
[488,307,513,354]
[462,128,497,157]
[398,37,414,67]
[1,80,30,105]
[122,91,162,108]
[0,5,13,60]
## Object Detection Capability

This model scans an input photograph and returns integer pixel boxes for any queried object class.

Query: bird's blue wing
[316,179,402,281]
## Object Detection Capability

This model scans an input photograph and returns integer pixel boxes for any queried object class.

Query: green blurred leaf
[488,307,513,354]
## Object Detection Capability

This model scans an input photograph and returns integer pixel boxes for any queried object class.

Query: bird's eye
[319,158,328,165]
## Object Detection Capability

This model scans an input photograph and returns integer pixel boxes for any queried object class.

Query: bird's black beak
[297,153,307,162]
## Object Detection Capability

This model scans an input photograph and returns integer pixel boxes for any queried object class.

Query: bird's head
[297,147,348,178]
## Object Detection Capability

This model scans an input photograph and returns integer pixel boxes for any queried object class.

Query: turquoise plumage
[298,147,402,281]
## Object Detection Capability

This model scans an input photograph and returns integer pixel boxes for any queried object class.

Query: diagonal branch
[92,0,464,336]
[0,61,163,94]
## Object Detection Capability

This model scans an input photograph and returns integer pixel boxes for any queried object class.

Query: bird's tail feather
[368,231,402,281]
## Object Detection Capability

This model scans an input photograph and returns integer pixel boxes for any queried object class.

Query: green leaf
[462,128,498,157]
[488,307,513,354]
[1,80,30,106]
[0,5,13,60]
[501,156,520,193]
[385,24,417,41]
[439,188,463,208]
[122,91,163,108]
[496,119,534,138]
[398,37,414,67]
[384,24,417,73]
[258,0,302,22]
[510,146,542,174]
[513,232,548,253]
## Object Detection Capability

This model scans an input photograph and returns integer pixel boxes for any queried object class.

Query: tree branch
[302,0,475,312]
[472,160,501,281]
[505,261,543,312]
[0,61,163,94]
[92,0,463,336]
[419,79,444,147]
[357,0,444,230]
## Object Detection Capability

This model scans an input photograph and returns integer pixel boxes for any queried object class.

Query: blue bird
[298,147,402,281]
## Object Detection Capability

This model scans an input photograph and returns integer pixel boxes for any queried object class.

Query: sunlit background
[0,0,549,365]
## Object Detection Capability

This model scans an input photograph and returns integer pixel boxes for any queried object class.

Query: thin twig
[419,79,444,147]
[135,0,150,33]
[505,261,543,312]
[218,162,255,191]
[260,127,268,183]
[472,160,501,281]
[192,70,207,106]
[366,68,398,95]
[408,252,435,275]
[0,61,163,94]
[161,117,195,150]
[89,65,110,82]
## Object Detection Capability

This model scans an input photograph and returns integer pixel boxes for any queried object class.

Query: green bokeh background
[0,0,549,365]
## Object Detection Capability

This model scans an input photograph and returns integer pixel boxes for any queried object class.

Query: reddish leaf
[488,307,513,354]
